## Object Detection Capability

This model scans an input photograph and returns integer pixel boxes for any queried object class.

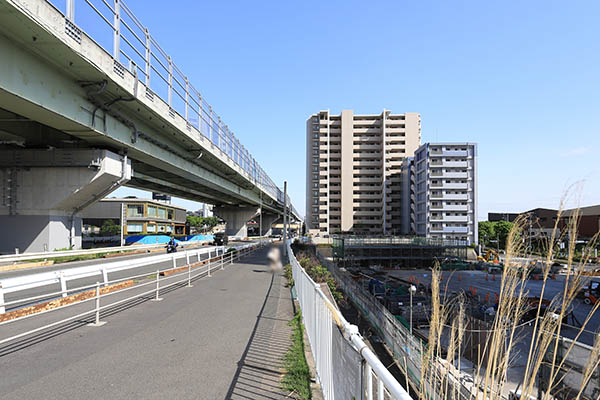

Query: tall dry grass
[418,192,600,400]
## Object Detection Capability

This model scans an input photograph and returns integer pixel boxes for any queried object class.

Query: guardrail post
[207,259,211,277]
[184,77,189,121]
[152,270,163,301]
[0,284,5,314]
[186,252,190,266]
[366,364,373,400]
[221,252,224,270]
[87,282,106,327]
[66,0,75,21]
[187,264,193,288]
[172,254,176,269]
[167,56,173,106]
[102,267,108,286]
[60,272,67,298]
[377,378,384,400]
[144,28,150,86]
[113,0,121,60]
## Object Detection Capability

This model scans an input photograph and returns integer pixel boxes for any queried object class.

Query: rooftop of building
[101,197,186,211]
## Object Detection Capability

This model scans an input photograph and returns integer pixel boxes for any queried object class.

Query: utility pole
[283,181,288,257]
[409,285,416,335]
[259,190,262,242]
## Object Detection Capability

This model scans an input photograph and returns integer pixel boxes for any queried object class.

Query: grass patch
[284,264,294,287]
[281,311,312,400]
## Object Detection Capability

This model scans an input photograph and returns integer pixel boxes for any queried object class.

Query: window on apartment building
[146,224,156,233]
[313,191,318,197]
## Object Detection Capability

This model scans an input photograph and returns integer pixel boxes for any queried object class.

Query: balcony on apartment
[441,182,469,190]
[443,150,468,157]
[443,193,470,200]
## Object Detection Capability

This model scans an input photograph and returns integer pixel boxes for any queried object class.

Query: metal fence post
[0,284,5,314]
[66,0,75,21]
[144,28,150,86]
[207,259,211,277]
[60,272,67,298]
[187,264,192,288]
[366,364,373,400]
[113,0,121,60]
[186,252,190,266]
[184,77,189,121]
[87,282,106,327]
[152,270,163,301]
[172,254,176,269]
[221,252,224,270]
[167,56,173,106]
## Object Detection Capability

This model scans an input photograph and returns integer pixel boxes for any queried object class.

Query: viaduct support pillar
[214,206,260,239]
[260,213,281,237]
[0,149,131,253]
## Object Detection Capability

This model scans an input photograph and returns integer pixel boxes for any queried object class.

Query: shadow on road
[225,271,293,400]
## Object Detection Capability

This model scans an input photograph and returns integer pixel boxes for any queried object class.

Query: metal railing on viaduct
[44,0,298,216]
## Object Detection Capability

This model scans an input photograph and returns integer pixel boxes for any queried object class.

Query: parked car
[213,232,228,246]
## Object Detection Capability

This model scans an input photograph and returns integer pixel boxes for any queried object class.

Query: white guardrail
[287,241,412,400]
[0,240,209,264]
[0,241,271,345]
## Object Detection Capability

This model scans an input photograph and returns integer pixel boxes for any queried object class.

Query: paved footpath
[0,245,295,400]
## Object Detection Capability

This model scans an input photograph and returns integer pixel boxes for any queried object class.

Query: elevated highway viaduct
[0,0,299,253]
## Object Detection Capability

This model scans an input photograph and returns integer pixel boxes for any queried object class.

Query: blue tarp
[184,234,214,241]
[125,234,213,245]
[125,235,183,245]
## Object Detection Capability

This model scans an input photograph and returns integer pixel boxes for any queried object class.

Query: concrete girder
[0,0,292,215]
[0,149,131,253]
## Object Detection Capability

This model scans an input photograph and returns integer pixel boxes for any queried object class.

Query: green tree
[187,215,205,232]
[478,221,514,249]
[100,219,121,236]
[478,221,495,246]
[204,216,219,230]
[495,221,513,249]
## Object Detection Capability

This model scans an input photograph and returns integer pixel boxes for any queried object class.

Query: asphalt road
[0,245,293,400]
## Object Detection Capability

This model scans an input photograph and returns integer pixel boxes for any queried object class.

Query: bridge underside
[0,0,289,216]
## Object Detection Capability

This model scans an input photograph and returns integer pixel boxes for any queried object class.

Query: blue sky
[84,0,599,219]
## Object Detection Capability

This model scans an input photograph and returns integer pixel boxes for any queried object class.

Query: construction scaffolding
[332,236,468,268]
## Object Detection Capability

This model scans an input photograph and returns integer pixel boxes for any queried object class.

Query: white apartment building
[412,143,478,245]
[305,109,421,235]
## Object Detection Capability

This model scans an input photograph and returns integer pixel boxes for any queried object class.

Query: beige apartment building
[306,110,421,235]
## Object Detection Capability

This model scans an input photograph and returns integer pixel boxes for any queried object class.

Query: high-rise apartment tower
[305,110,421,235]
[412,143,478,245]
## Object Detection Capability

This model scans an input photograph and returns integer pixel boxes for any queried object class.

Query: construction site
[312,237,600,400]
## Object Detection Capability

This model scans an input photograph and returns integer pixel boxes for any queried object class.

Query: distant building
[488,212,518,222]
[561,205,600,240]
[202,203,213,218]
[305,109,421,235]
[82,197,187,235]
[489,205,600,242]
[411,143,478,245]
